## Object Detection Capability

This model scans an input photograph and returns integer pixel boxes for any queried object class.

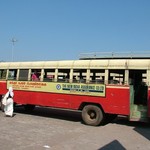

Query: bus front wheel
[82,105,104,126]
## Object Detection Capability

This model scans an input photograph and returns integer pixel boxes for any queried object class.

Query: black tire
[82,105,104,126]
[24,104,35,112]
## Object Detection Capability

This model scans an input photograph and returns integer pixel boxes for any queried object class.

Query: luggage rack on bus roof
[79,51,150,60]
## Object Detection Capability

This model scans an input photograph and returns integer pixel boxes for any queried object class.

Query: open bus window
[96,79,104,84]
[90,69,105,84]
[0,69,7,79]
[43,69,55,82]
[58,76,66,82]
[108,70,124,85]
[19,69,29,81]
[58,69,70,83]
[31,69,41,81]
[129,70,147,85]
[8,69,17,80]
[73,69,86,83]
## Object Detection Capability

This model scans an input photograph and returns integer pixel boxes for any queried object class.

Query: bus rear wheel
[82,105,104,126]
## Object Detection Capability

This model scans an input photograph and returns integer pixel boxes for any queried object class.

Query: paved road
[0,106,150,150]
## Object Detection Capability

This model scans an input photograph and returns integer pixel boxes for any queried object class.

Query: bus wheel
[82,105,104,126]
[24,104,35,112]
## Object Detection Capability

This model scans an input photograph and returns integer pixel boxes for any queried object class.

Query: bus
[0,54,150,126]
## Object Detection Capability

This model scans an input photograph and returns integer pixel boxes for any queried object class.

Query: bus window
[90,69,105,84]
[8,69,17,80]
[31,69,41,81]
[58,69,70,82]
[0,69,7,79]
[129,70,147,85]
[108,70,125,85]
[43,69,55,82]
[72,69,86,83]
[19,69,29,81]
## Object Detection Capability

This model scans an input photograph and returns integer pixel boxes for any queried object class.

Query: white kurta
[4,97,14,117]
[2,87,14,117]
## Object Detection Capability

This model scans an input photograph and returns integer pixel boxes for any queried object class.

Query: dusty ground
[0,106,150,150]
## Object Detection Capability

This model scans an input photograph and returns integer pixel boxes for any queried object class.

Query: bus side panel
[105,86,130,115]
[0,81,7,96]
[11,85,130,116]
[70,85,130,115]
[14,91,71,109]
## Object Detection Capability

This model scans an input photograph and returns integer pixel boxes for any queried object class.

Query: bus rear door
[129,84,148,122]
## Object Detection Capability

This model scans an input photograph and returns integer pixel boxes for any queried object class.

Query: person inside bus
[2,87,14,117]
[32,71,39,81]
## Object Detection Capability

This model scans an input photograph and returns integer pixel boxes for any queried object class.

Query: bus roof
[0,58,150,70]
[79,51,150,60]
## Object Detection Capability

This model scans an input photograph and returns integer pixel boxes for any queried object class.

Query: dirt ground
[0,106,150,150]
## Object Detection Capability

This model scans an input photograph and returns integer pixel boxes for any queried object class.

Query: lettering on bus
[7,81,47,90]
[62,83,105,96]
[7,81,105,97]
[62,84,104,92]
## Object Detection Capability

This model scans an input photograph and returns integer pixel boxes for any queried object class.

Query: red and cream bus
[0,55,150,126]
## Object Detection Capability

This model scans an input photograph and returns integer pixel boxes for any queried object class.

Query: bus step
[130,104,148,122]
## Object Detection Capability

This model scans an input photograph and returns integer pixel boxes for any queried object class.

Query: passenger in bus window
[32,72,39,81]
[2,87,14,117]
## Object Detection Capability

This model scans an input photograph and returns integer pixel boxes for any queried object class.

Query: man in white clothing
[2,87,14,117]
